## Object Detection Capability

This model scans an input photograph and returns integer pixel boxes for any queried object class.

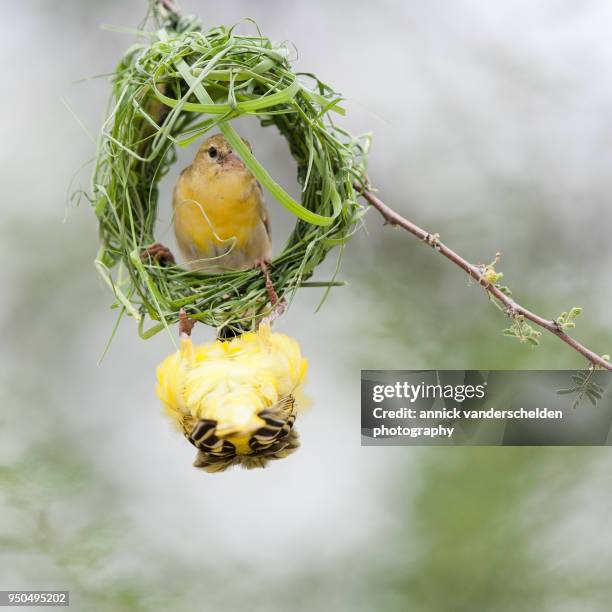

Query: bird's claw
[256,260,286,326]
[256,259,279,306]
[140,243,176,266]
[178,308,196,337]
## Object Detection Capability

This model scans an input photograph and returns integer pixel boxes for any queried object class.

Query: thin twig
[354,183,612,372]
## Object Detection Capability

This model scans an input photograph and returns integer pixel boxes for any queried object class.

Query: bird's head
[195,133,253,174]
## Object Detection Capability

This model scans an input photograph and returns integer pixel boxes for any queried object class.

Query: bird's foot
[178,308,196,338]
[256,259,280,305]
[256,260,286,325]
[140,243,175,266]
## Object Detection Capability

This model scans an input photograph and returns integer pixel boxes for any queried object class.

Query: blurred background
[2,0,612,610]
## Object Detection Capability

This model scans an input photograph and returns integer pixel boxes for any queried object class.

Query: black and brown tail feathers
[185,396,299,473]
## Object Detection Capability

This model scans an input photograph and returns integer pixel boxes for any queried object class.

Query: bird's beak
[221,151,246,170]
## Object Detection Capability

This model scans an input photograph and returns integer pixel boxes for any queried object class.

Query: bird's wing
[172,166,190,209]
[256,181,271,240]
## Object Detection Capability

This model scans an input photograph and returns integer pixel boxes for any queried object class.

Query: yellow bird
[173,133,271,271]
[156,312,308,472]
[141,132,283,314]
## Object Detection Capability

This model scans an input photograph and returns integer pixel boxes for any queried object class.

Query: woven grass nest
[91,8,370,338]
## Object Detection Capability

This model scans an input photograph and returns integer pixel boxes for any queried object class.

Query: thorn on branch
[505,305,518,318]
[424,233,441,249]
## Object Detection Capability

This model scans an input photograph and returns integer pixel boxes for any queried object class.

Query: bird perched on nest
[173,133,271,272]
[156,311,308,472]
[142,132,281,316]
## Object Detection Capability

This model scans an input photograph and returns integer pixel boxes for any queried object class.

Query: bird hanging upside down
[156,311,308,472]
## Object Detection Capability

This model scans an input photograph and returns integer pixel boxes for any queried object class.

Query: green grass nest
[91,8,369,339]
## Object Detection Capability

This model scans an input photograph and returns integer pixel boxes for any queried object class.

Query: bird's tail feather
[187,396,299,473]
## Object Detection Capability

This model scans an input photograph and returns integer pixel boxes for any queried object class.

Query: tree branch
[355,183,612,372]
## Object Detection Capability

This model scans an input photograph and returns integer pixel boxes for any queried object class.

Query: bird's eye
[208,146,218,159]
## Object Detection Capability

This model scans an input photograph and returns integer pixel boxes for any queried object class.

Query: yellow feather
[155,324,308,470]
